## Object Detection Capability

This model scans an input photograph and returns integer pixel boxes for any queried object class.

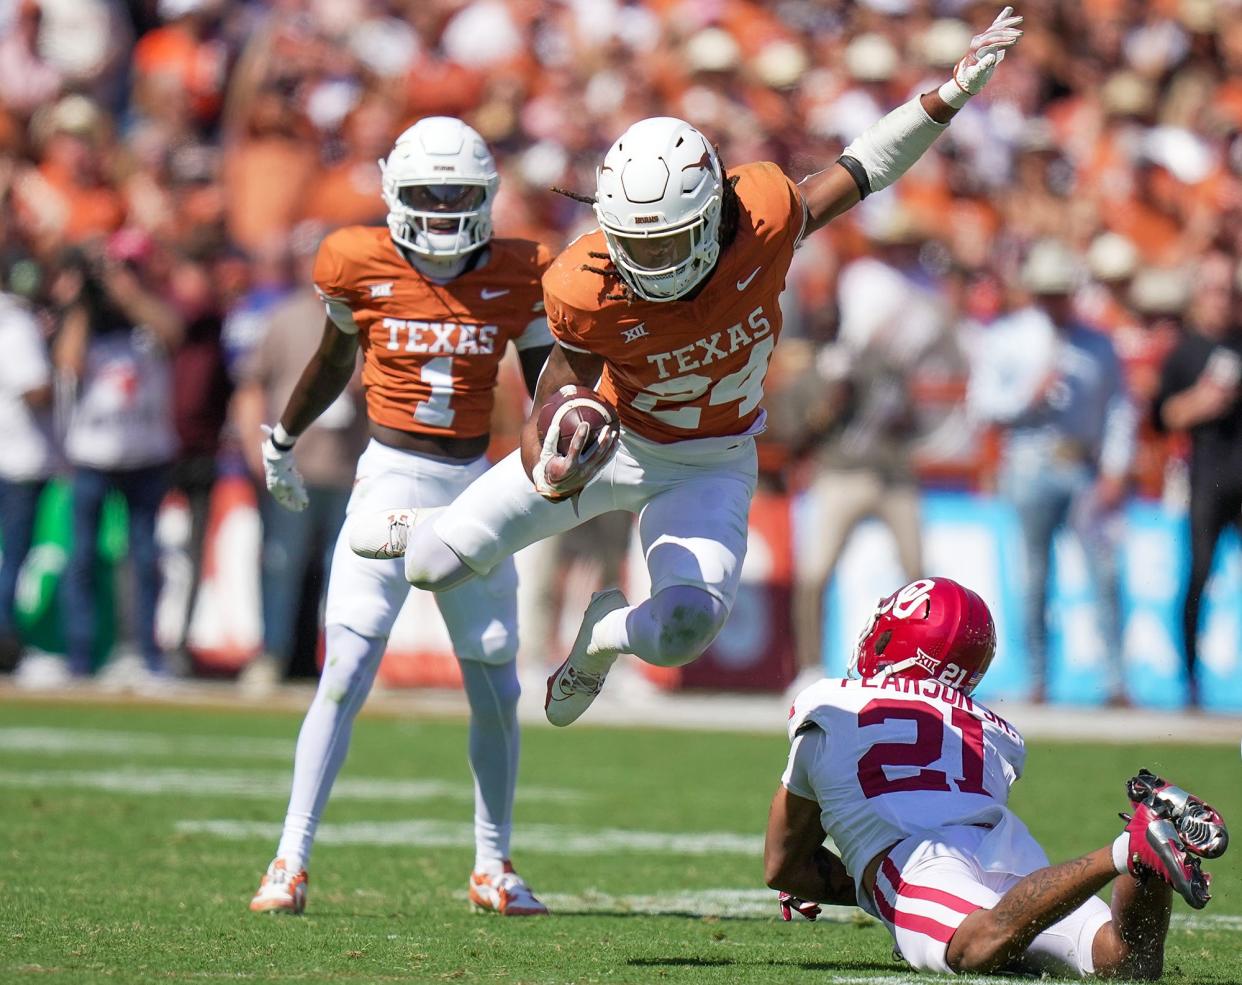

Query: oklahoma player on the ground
[349,10,1025,727]
[765,577,1228,978]
[249,117,554,917]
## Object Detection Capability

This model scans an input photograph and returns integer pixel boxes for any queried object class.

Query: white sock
[581,606,631,674]
[275,624,386,871]
[587,587,727,669]
[459,660,521,870]
[1112,832,1132,875]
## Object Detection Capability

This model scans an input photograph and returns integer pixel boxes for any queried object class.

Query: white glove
[940,6,1023,108]
[261,424,308,512]
[530,420,618,502]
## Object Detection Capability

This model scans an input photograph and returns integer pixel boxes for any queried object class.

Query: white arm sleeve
[839,96,948,197]
[321,296,359,335]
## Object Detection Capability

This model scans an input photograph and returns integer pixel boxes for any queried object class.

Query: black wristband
[270,423,297,452]
[836,154,872,201]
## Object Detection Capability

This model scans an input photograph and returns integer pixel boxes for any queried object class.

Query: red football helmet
[849,577,997,695]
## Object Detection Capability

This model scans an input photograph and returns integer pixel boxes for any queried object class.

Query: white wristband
[272,423,297,450]
[938,77,971,110]
[839,96,948,196]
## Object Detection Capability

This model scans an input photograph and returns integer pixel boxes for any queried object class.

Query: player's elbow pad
[838,96,948,198]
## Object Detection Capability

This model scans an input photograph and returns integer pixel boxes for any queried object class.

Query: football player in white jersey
[765,578,1229,979]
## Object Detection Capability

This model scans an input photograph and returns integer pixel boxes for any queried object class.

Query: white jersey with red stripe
[784,677,1027,888]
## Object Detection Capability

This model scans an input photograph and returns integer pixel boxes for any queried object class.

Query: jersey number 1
[855,698,990,799]
[413,356,456,428]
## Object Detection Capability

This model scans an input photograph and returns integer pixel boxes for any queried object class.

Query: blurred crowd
[0,0,1239,700]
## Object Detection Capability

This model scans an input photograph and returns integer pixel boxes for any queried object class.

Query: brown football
[536,384,618,459]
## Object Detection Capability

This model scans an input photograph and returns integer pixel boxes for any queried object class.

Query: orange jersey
[543,162,804,443]
[313,227,551,439]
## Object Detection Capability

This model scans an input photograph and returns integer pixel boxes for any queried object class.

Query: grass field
[2,696,1240,984]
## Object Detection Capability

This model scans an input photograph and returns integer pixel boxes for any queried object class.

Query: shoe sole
[468,889,549,916]
[1146,819,1211,909]
[1130,772,1229,859]
[249,900,304,915]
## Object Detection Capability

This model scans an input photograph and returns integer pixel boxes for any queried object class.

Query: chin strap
[404,248,478,283]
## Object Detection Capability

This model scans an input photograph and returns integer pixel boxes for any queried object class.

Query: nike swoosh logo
[481,288,510,300]
[736,267,761,291]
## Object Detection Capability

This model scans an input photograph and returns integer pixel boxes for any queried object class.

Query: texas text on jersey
[786,676,1026,887]
[543,162,804,444]
[313,226,551,439]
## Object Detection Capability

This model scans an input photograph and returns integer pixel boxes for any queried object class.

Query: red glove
[778,891,820,921]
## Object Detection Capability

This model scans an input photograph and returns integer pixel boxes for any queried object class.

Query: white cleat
[249,858,308,914]
[545,588,628,727]
[468,861,549,916]
[349,507,429,560]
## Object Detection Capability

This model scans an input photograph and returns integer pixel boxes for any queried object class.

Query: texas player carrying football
[351,11,1026,726]
[766,577,1228,978]
[249,118,554,916]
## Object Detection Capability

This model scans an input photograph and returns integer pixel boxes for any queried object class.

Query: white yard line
[0,726,295,760]
[0,767,582,803]
[177,818,765,856]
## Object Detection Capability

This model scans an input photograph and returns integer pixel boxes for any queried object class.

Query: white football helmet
[380,117,499,259]
[594,117,723,302]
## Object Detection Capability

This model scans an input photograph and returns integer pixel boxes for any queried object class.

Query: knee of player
[403,527,474,592]
[650,588,728,666]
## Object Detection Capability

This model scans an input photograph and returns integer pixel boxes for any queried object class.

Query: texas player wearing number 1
[765,577,1229,979]
[350,10,1026,727]
[249,117,554,917]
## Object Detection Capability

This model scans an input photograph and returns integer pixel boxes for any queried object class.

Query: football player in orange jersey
[351,11,1025,728]
[249,117,554,917]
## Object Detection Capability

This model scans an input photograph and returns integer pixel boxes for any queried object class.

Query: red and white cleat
[468,861,549,916]
[1127,768,1228,859]
[249,858,308,914]
[545,588,628,727]
[1120,804,1212,909]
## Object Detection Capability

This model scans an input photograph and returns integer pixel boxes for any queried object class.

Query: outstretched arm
[800,7,1023,237]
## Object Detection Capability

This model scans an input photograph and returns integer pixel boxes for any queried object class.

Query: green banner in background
[11,479,127,670]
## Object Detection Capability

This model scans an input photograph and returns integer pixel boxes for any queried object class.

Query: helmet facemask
[378,117,499,262]
[596,192,722,302]
[381,170,494,259]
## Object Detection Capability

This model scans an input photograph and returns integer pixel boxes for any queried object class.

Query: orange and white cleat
[249,858,308,914]
[468,861,549,916]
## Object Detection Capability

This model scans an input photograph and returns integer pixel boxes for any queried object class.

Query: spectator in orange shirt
[222,82,317,255]
[299,96,395,228]
[15,95,125,248]
[132,0,229,129]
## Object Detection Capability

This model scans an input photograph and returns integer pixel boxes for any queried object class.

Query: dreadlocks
[550,160,742,302]
[717,166,741,251]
